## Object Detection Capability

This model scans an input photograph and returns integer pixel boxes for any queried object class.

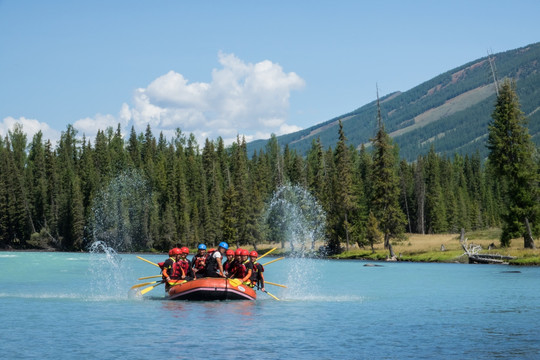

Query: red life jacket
[192,254,207,271]
[227,260,245,278]
[170,261,183,279]
[235,263,246,278]
[223,260,233,273]
[179,259,190,276]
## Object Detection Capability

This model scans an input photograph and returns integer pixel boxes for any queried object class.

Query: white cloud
[4,53,305,147]
[0,116,61,144]
[123,52,305,144]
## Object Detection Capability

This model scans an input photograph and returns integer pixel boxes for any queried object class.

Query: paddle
[265,281,287,288]
[138,275,162,280]
[140,280,165,295]
[262,257,284,266]
[256,247,277,261]
[137,256,160,268]
[131,281,161,289]
[260,288,280,301]
[264,290,280,301]
[170,279,187,285]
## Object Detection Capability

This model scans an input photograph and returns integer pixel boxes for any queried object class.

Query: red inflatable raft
[168,278,257,301]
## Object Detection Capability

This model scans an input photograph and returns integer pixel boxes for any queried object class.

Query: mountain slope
[248,42,540,161]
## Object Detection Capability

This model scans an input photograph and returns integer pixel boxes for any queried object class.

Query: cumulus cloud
[124,52,305,144]
[4,53,305,146]
[0,116,61,144]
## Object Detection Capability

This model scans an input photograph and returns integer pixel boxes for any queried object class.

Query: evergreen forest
[3,117,534,253]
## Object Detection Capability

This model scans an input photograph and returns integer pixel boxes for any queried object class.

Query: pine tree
[109,124,125,176]
[306,138,325,201]
[127,126,141,168]
[414,156,426,234]
[0,137,9,246]
[365,210,382,253]
[70,176,85,250]
[27,131,47,233]
[222,183,238,245]
[334,120,357,251]
[370,95,406,258]
[487,79,539,248]
[44,139,59,243]
[424,147,448,233]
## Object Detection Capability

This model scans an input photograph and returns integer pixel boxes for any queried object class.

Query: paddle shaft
[262,257,284,266]
[137,256,160,268]
[140,280,165,295]
[256,247,277,262]
[138,275,162,280]
[131,281,161,289]
[265,281,287,288]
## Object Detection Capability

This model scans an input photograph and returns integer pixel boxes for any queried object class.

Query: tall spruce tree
[487,79,539,248]
[334,120,357,251]
[370,94,406,258]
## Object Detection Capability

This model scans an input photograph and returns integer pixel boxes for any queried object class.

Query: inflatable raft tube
[168,277,257,301]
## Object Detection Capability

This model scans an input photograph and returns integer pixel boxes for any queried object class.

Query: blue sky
[1,0,539,145]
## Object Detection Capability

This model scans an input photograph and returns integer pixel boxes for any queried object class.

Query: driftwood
[460,232,516,264]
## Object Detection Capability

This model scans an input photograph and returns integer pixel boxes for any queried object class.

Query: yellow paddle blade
[262,257,284,266]
[131,281,159,289]
[265,281,287,288]
[137,256,160,268]
[140,281,164,295]
[229,278,242,287]
[264,290,280,301]
[257,247,277,261]
[168,280,187,286]
[138,275,162,280]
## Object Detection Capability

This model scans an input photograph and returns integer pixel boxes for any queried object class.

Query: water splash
[264,183,326,254]
[89,169,152,252]
[86,170,151,299]
[88,240,130,299]
[264,184,327,300]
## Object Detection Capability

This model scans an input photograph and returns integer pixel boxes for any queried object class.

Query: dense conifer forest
[2,119,526,253]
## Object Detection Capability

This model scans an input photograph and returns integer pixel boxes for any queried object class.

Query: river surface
[1,251,539,359]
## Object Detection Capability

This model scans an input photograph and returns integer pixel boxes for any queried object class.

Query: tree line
[0,80,538,252]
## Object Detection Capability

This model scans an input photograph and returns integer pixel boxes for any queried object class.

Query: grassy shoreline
[2,228,539,265]
[331,229,540,265]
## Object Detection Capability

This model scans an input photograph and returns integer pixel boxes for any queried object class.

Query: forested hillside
[248,42,540,161]
[0,123,506,252]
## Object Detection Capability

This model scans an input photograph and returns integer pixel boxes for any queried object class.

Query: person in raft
[204,242,229,278]
[162,247,181,291]
[240,249,250,265]
[243,250,265,292]
[222,249,235,277]
[174,246,195,281]
[226,248,246,279]
[191,243,207,278]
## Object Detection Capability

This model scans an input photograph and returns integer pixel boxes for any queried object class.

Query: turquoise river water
[1,251,539,359]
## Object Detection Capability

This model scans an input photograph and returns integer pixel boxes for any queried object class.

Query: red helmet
[181,246,189,254]
[226,249,234,256]
[250,250,258,257]
[169,247,181,256]
[235,248,243,256]
[241,249,249,256]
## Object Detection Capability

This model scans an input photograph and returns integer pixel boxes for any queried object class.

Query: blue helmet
[218,242,229,250]
[198,244,207,250]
